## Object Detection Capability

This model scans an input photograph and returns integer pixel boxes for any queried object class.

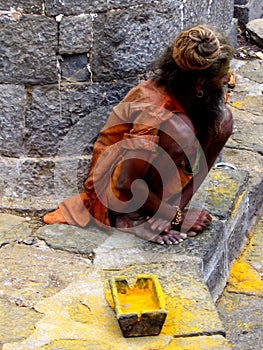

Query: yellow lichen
[68,299,92,324]
[228,260,263,293]
[232,101,243,108]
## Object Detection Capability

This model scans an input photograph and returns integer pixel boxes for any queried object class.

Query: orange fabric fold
[54,80,188,227]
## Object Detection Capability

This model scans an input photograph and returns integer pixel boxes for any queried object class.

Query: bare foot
[178,208,212,233]
[43,208,68,224]
[150,230,188,245]
[115,213,188,245]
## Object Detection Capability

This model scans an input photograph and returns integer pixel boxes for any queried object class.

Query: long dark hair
[151,29,234,141]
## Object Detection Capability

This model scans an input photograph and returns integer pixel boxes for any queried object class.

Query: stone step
[35,167,250,301]
[0,164,251,349]
[0,242,231,349]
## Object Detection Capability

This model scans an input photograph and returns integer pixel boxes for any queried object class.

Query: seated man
[44,24,234,245]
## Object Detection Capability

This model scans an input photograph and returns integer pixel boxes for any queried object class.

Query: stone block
[0,155,91,213]
[190,168,249,221]
[206,248,229,302]
[59,15,93,54]
[0,1,43,14]
[92,6,180,81]
[45,0,108,16]
[44,0,158,16]
[60,54,89,82]
[227,208,248,266]
[107,0,156,10]
[206,0,234,30]
[235,0,249,4]
[234,0,263,29]
[36,223,108,254]
[0,15,57,84]
[23,84,69,157]
[15,158,56,198]
[0,84,26,157]
[24,83,132,157]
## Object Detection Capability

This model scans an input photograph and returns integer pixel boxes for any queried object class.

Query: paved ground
[217,210,263,350]
[0,53,262,349]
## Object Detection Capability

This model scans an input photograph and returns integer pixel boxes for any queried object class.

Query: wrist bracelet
[171,206,182,227]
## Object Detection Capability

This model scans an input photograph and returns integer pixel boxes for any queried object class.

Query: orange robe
[58,79,195,228]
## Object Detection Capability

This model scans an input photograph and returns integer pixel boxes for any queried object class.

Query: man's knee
[220,107,233,141]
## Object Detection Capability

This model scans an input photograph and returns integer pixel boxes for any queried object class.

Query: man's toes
[164,237,177,245]
[187,230,198,237]
[151,235,165,245]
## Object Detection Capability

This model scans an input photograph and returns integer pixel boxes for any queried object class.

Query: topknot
[172,25,221,71]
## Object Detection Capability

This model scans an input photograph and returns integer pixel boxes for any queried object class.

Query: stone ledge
[30,168,250,302]
[0,167,251,349]
[0,167,250,302]
[1,262,229,349]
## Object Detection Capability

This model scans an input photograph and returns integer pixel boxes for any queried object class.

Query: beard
[186,85,226,144]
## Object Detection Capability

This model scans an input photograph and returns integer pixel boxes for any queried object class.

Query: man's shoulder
[166,113,195,133]
[159,114,197,155]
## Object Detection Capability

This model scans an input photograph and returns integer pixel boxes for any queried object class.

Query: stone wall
[234,0,263,30]
[0,0,235,214]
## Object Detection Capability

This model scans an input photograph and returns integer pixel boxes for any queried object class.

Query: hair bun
[173,25,221,71]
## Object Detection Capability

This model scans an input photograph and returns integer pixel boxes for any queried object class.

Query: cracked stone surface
[217,211,263,350]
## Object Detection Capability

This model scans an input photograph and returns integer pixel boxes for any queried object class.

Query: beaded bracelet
[171,206,182,227]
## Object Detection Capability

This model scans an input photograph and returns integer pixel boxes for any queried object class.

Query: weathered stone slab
[0,1,43,14]
[235,60,263,85]
[59,15,93,54]
[218,292,263,350]
[0,214,32,247]
[104,264,225,338]
[168,335,231,349]
[0,156,91,212]
[24,84,70,157]
[0,243,92,348]
[0,15,57,84]
[190,168,249,221]
[246,19,263,48]
[0,302,42,346]
[0,84,26,157]
[1,262,226,349]
[228,108,263,154]
[36,224,110,255]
